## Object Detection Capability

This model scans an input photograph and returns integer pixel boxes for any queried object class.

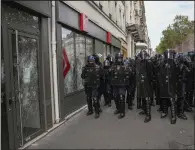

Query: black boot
[128,95,133,110]
[94,97,100,119]
[95,113,100,119]
[86,111,93,116]
[118,113,125,119]
[114,95,120,114]
[161,99,168,118]
[170,98,177,124]
[87,96,93,116]
[144,98,151,123]
[139,99,146,115]
[177,98,187,120]
[107,93,112,107]
[118,95,125,119]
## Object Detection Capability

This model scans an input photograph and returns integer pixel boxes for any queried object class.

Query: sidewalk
[28,101,194,149]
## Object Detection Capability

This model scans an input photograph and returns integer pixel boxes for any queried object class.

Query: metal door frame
[2,21,45,148]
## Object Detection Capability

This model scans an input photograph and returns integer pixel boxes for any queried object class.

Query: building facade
[1,1,150,150]
[126,1,150,56]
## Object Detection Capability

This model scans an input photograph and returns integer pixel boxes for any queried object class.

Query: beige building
[65,1,150,58]
[126,1,150,57]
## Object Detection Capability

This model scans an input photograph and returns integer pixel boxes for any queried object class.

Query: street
[28,100,194,149]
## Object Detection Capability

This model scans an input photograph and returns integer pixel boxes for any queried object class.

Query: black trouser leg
[114,94,120,114]
[128,93,133,110]
[184,92,193,112]
[139,98,145,115]
[170,98,176,124]
[188,91,194,107]
[137,97,142,109]
[86,96,93,115]
[132,89,135,106]
[93,97,100,119]
[157,98,163,111]
[103,92,109,106]
[177,97,187,120]
[144,98,151,123]
[118,94,125,119]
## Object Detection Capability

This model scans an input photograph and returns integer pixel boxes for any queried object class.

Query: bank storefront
[55,1,121,120]
[1,1,121,149]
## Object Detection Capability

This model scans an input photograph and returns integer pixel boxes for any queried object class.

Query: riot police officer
[81,55,102,119]
[106,54,114,102]
[126,58,136,110]
[136,50,153,123]
[92,54,105,106]
[185,51,195,112]
[102,59,112,107]
[110,53,131,119]
[155,54,164,112]
[175,53,190,120]
[159,49,177,124]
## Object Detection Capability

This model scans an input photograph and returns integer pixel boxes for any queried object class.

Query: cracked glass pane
[12,34,41,141]
[62,27,76,95]
[75,34,85,91]
[2,4,39,30]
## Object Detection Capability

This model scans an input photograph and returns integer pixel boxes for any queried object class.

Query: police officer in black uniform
[106,54,114,102]
[110,53,131,119]
[175,53,190,120]
[92,54,105,106]
[185,51,195,112]
[150,55,157,107]
[126,58,136,110]
[155,54,164,112]
[102,59,112,107]
[136,50,153,123]
[81,55,102,119]
[159,49,177,124]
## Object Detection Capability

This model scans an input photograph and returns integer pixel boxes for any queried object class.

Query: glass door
[8,29,42,147]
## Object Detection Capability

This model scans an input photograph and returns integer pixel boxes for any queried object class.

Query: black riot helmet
[87,55,95,66]
[92,53,100,64]
[115,52,123,64]
[103,59,110,69]
[106,54,113,62]
[188,51,195,62]
[139,50,149,60]
[164,49,175,60]
[176,53,184,63]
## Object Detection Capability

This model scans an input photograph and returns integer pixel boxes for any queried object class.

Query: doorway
[1,3,44,149]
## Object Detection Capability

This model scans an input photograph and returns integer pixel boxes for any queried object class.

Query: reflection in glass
[103,44,106,60]
[75,34,85,90]
[2,4,39,29]
[62,27,76,95]
[107,45,111,55]
[12,35,41,141]
[86,37,93,57]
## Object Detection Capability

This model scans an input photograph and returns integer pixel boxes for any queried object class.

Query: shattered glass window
[2,4,39,30]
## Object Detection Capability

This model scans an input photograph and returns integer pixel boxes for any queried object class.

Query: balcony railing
[126,23,146,42]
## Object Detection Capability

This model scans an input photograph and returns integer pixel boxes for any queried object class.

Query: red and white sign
[62,48,71,78]
[107,32,112,44]
[80,13,88,32]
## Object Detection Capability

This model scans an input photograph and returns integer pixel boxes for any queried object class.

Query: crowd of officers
[81,49,195,124]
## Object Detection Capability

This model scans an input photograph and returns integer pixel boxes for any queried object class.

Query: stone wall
[174,34,194,53]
